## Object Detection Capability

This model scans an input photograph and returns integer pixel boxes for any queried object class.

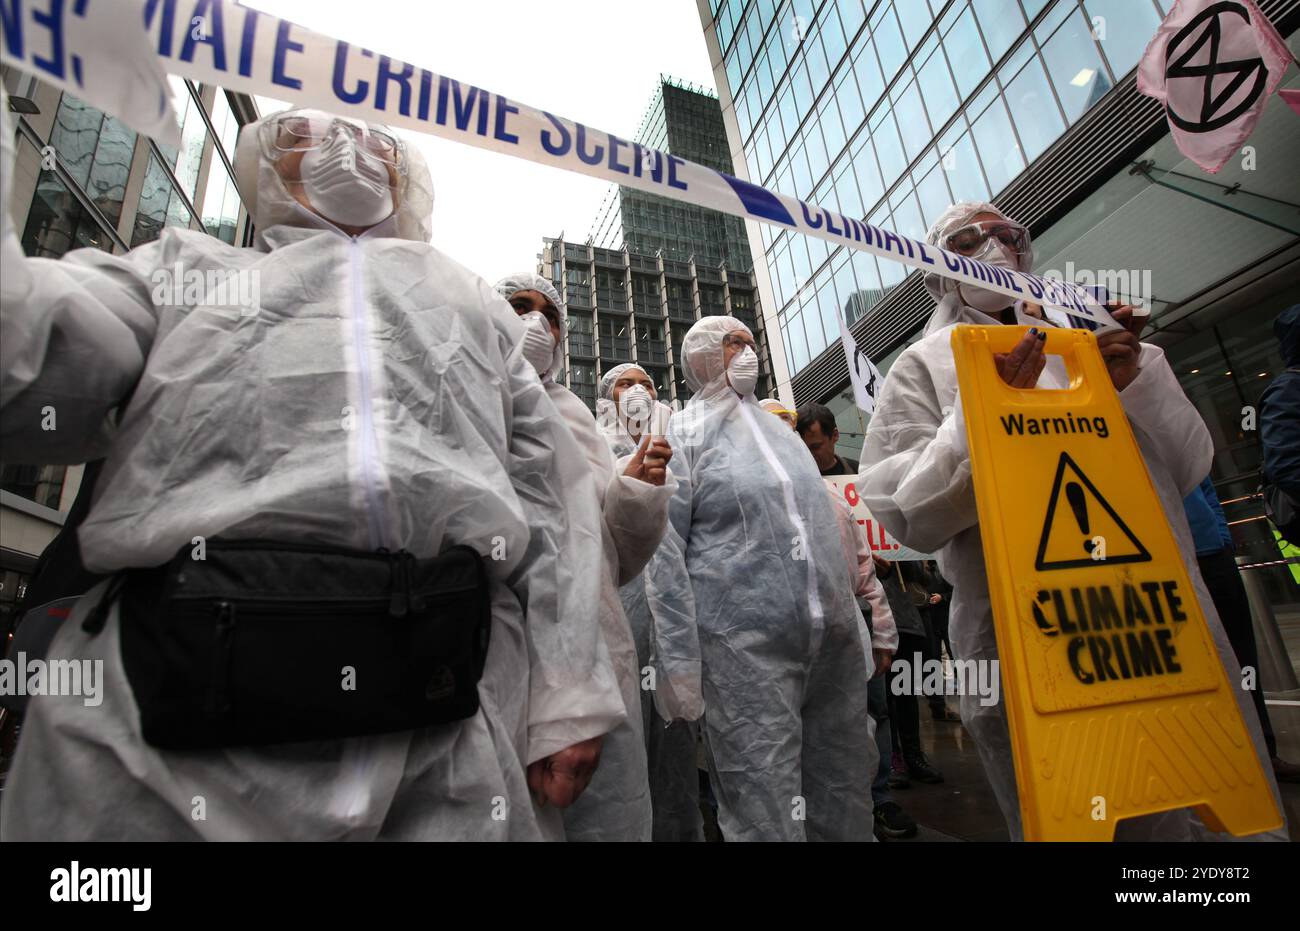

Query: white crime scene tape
[0,0,1120,330]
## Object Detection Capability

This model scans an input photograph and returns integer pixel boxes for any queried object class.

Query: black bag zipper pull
[389,552,409,618]
[82,574,128,634]
[205,601,236,716]
[405,551,426,613]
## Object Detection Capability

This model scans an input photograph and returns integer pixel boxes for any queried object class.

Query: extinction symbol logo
[1164,1,1268,133]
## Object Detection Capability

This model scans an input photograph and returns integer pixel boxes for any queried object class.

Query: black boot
[930,702,961,722]
[873,801,918,839]
[904,749,944,784]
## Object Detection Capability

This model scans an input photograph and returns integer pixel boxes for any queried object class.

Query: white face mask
[619,385,654,434]
[727,346,759,397]
[299,126,395,229]
[520,311,556,376]
[958,240,1019,314]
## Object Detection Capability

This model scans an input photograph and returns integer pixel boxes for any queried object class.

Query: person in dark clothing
[875,557,944,785]
[1260,305,1300,542]
[924,559,954,660]
[920,560,960,723]
[796,402,859,476]
[1184,476,1299,784]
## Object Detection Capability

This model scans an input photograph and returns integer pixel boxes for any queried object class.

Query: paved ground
[882,710,1010,842]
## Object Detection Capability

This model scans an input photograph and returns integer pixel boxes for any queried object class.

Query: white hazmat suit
[648,316,875,841]
[859,201,1287,841]
[597,362,704,842]
[494,275,674,842]
[0,104,626,841]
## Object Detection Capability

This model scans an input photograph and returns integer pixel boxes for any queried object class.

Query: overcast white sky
[244,0,718,284]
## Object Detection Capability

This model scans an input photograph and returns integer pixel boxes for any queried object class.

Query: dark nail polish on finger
[1037,330,1047,341]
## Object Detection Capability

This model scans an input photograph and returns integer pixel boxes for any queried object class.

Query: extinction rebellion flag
[1137,0,1297,173]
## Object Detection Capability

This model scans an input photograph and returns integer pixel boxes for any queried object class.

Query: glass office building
[0,69,258,628]
[700,0,1300,670]
[573,77,774,411]
[591,77,754,268]
[541,236,769,410]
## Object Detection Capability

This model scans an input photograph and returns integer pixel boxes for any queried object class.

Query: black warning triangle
[1035,451,1152,571]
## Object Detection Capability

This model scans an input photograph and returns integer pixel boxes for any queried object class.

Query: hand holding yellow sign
[951,324,1281,841]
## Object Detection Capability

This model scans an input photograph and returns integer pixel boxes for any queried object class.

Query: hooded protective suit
[596,363,704,842]
[0,104,626,841]
[494,277,674,842]
[858,203,1287,841]
[647,316,875,841]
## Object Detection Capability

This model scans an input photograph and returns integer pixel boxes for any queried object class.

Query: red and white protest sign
[824,476,932,562]
[1138,0,1296,173]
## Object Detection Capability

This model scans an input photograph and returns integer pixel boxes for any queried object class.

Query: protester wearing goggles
[257,110,406,235]
[0,98,626,842]
[858,200,1287,841]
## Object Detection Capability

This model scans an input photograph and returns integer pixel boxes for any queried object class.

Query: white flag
[837,313,881,416]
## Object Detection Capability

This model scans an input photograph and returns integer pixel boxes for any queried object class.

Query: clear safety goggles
[260,112,406,173]
[722,331,757,352]
[944,221,1030,258]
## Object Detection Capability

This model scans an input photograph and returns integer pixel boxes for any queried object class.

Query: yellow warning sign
[951,324,1281,841]
[1036,452,1151,570]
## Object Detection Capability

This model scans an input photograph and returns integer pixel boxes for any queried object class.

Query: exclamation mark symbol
[1066,482,1094,554]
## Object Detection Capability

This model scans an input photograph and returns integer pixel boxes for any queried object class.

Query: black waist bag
[92,540,491,751]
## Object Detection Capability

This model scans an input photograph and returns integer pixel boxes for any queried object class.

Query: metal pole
[1238,560,1300,692]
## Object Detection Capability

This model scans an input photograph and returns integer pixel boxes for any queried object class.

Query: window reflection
[944,5,991,99]
[805,31,830,94]
[893,80,932,161]
[1003,57,1065,161]
[132,153,188,248]
[915,160,955,230]
[20,155,115,258]
[972,0,1026,62]
[937,127,990,203]
[47,94,137,227]
[1083,0,1163,79]
[916,44,960,130]
[1041,7,1113,121]
[893,0,932,49]
[871,111,908,188]
[872,9,908,81]
[201,162,242,245]
[802,291,828,355]
[788,309,810,371]
[971,97,1024,193]
[853,42,885,113]
[821,5,849,69]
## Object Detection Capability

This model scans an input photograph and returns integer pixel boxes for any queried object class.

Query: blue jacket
[1260,306,1300,496]
[1183,476,1233,557]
